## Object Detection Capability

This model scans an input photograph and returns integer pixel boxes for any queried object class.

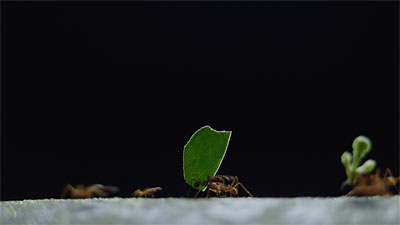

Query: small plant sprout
[341,135,376,186]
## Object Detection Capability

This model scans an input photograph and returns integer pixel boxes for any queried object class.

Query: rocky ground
[1,197,399,224]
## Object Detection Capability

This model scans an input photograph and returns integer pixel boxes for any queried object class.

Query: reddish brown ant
[346,168,400,196]
[194,174,253,198]
[132,187,162,198]
[60,184,119,199]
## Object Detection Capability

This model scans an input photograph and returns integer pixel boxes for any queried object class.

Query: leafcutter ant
[194,174,253,198]
[346,168,400,196]
[132,187,162,197]
[60,184,119,199]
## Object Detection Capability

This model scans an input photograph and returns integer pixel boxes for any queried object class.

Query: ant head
[386,177,399,186]
[132,189,141,196]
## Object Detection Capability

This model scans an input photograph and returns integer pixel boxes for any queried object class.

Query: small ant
[60,184,119,199]
[194,174,253,198]
[346,168,400,196]
[132,187,162,198]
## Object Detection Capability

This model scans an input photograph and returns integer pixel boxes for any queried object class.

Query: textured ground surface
[1,197,399,224]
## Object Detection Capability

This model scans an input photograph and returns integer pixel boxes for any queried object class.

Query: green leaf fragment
[183,126,232,191]
[356,159,376,175]
[352,135,372,163]
[341,151,352,168]
[341,151,352,178]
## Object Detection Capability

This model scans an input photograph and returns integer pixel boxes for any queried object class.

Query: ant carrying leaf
[194,174,253,198]
[183,127,254,198]
[183,126,232,192]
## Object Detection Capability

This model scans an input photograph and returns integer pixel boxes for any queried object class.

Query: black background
[2,1,399,200]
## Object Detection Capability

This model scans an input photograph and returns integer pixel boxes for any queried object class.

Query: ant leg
[194,190,201,198]
[230,176,238,187]
[389,176,400,193]
[215,189,220,198]
[383,168,400,193]
[233,182,254,197]
[384,168,392,178]
[206,188,218,198]
[393,184,400,194]
[208,188,219,198]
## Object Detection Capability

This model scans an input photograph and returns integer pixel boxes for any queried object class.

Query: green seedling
[341,135,376,185]
[183,126,231,191]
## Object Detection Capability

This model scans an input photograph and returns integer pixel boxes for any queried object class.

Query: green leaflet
[183,126,231,191]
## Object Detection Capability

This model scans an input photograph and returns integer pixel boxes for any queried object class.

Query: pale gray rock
[1,197,399,224]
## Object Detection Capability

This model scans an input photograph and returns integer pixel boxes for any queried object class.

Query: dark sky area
[2,1,399,200]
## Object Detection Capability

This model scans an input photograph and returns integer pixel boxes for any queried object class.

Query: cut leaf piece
[183,126,231,191]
